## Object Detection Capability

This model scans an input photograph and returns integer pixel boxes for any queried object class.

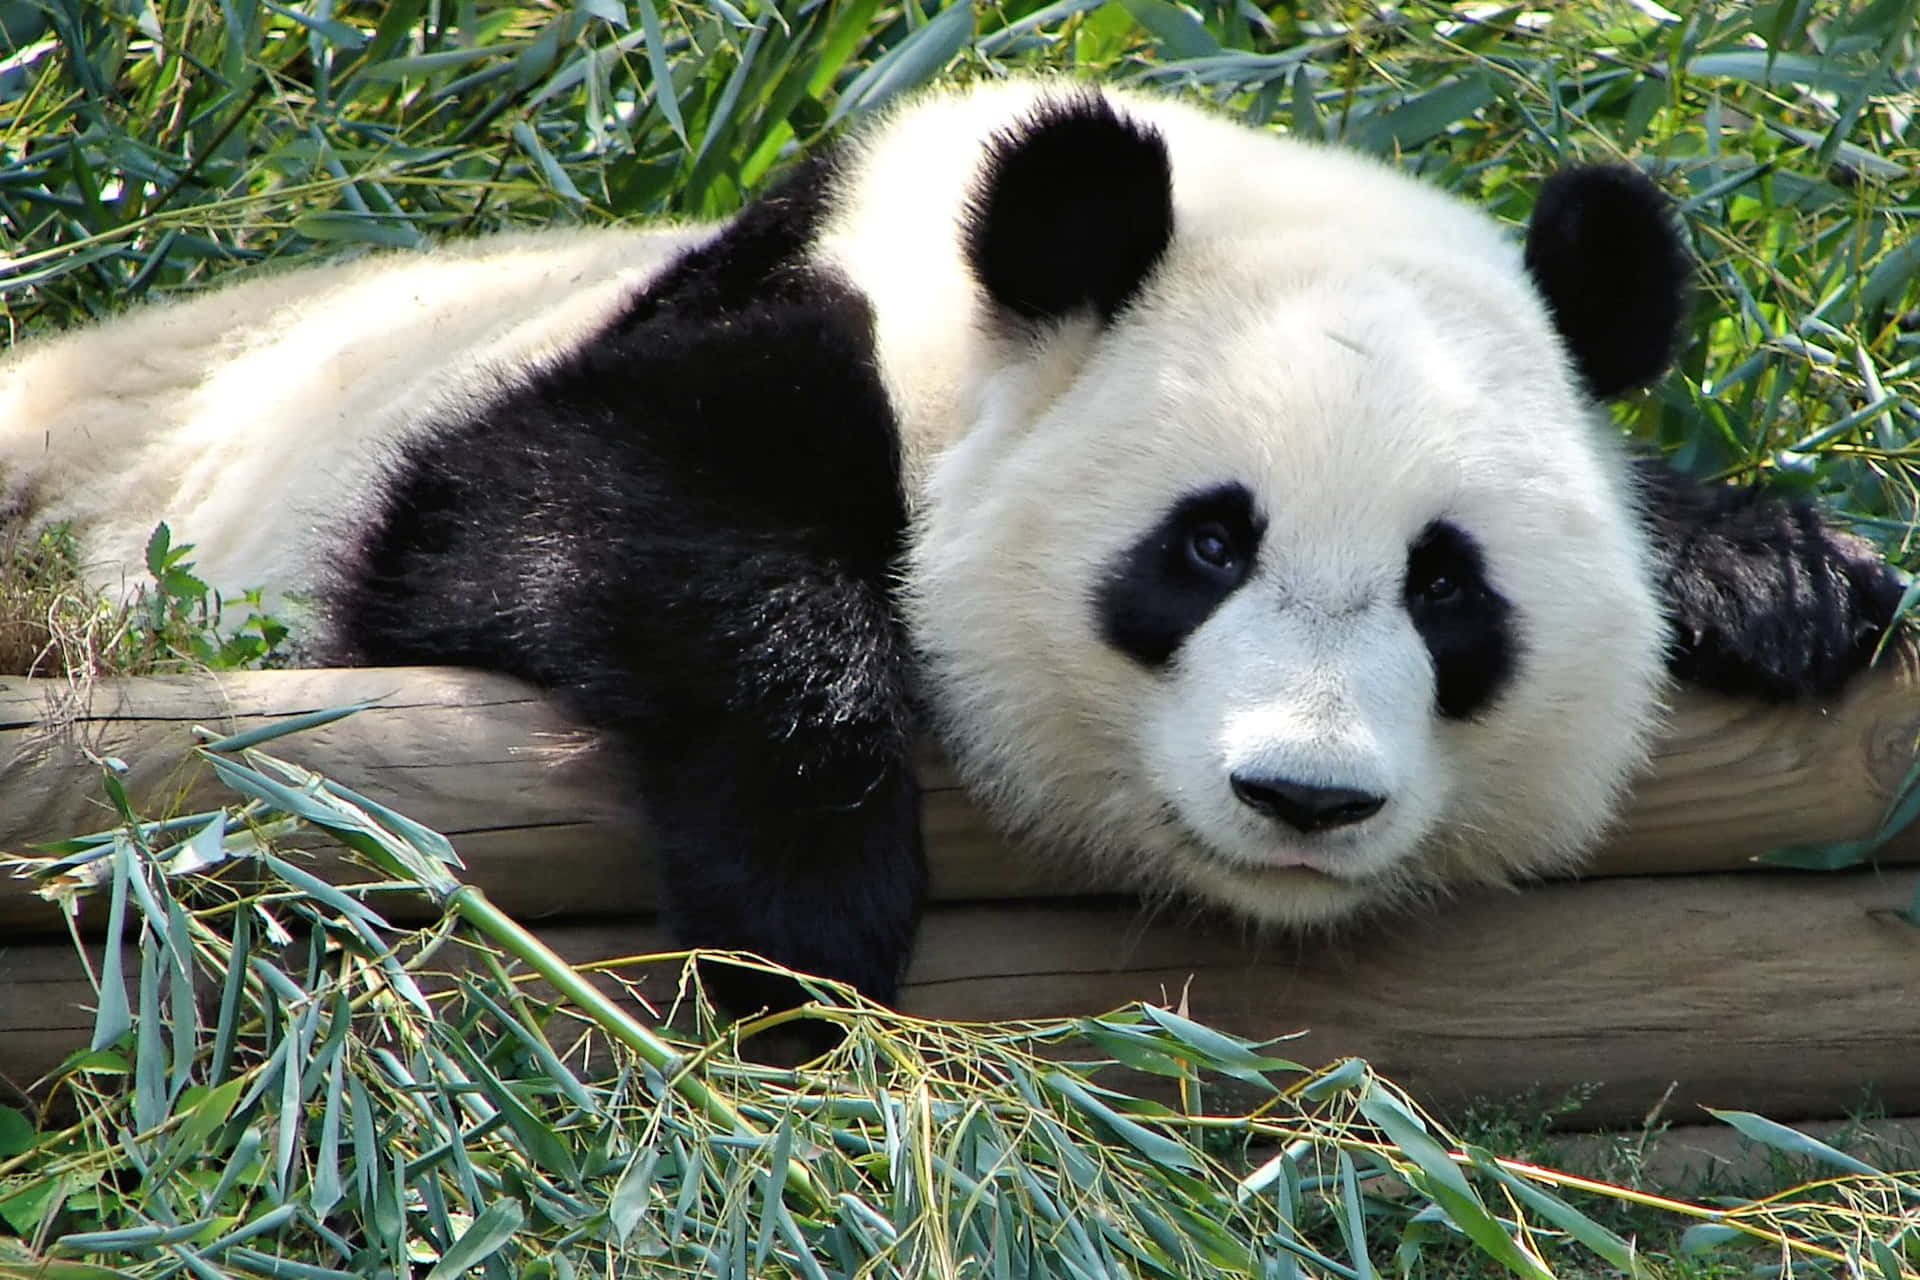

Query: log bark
[4,659,1918,934]
[5,870,1915,1127]
[895,871,1920,1127]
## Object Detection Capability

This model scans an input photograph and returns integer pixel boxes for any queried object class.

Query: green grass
[2,1,1918,1277]
[0,516,291,676]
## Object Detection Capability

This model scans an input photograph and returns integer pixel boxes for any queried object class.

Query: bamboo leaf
[1044,1072,1196,1171]
[1705,1108,1891,1178]
[608,1146,660,1244]
[0,1108,31,1158]
[309,1003,350,1217]
[1679,1223,1746,1254]
[90,838,135,1051]
[439,1030,581,1183]
[1334,1149,1375,1280]
[1122,0,1219,58]
[1360,1089,1552,1280]
[423,1200,525,1280]
[1480,1156,1645,1275]
[198,702,375,754]
[259,0,366,49]
[754,1116,794,1272]
[510,121,587,205]
[1854,232,1920,321]
[290,211,422,247]
[1345,74,1495,153]
[133,938,166,1134]
[1138,1004,1304,1080]
[826,3,973,127]
[633,0,686,143]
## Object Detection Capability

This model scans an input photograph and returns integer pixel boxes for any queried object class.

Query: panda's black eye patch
[1098,484,1263,668]
[1404,521,1519,718]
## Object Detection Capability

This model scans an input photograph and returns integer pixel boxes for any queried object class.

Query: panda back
[0,225,711,624]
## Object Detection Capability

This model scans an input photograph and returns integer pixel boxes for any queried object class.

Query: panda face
[1102,495,1519,883]
[908,228,1668,923]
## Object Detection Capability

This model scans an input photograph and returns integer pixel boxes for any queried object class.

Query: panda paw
[1647,473,1908,700]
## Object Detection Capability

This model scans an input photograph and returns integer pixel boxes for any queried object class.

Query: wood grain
[895,871,1920,1126]
[4,660,1917,936]
[5,871,1915,1127]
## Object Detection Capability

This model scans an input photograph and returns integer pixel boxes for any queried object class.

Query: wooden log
[5,871,1915,1127]
[0,668,656,931]
[894,872,1920,1127]
[5,659,1919,935]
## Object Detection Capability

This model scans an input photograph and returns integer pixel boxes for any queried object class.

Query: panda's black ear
[964,93,1174,325]
[1523,164,1692,400]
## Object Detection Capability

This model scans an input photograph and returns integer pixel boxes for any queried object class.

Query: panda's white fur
[2,78,1895,1002]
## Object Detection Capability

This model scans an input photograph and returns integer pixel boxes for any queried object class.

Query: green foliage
[0,518,289,676]
[0,0,984,323]
[0,518,84,672]
[125,522,292,672]
[3,718,1917,1278]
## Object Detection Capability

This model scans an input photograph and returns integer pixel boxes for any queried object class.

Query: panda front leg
[1633,457,1907,700]
[598,556,926,1028]
[348,524,927,1026]
[634,707,925,1025]
[318,231,928,1034]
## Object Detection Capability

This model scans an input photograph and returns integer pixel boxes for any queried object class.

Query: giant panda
[1,78,1902,1016]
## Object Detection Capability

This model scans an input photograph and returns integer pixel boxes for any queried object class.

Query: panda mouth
[1161,798,1374,882]
[1253,848,1326,871]
[1251,852,1345,879]
[1191,834,1348,879]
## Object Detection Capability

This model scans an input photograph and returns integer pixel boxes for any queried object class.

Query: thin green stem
[443,884,827,1211]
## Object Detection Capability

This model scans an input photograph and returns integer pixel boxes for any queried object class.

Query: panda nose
[1229,773,1386,833]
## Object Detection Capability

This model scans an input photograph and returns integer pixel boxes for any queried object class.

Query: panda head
[907,89,1687,922]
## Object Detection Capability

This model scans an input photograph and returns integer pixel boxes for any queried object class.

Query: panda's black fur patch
[1097,482,1263,667]
[1634,459,1906,699]
[328,154,925,1017]
[1523,164,1691,400]
[964,93,1175,325]
[1404,521,1518,719]
[613,150,844,332]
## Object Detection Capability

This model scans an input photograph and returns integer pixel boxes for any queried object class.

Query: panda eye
[1185,521,1238,575]
[1405,522,1482,610]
